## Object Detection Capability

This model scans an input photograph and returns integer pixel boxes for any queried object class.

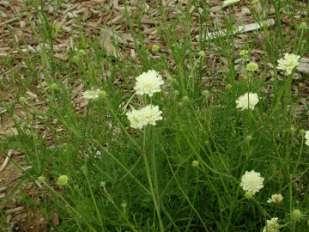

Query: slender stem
[93,139,150,194]
[84,171,105,231]
[102,186,140,232]
[142,128,164,232]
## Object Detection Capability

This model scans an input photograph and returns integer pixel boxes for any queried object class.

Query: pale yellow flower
[267,193,283,204]
[277,53,300,75]
[240,170,264,197]
[134,70,164,97]
[262,217,280,232]
[236,92,259,110]
[126,105,163,129]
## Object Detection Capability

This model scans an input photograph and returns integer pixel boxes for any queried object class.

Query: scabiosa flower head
[83,89,106,100]
[134,70,164,97]
[267,193,284,204]
[240,170,264,197]
[263,217,280,232]
[236,92,259,111]
[277,53,300,75]
[126,105,162,129]
[305,130,309,146]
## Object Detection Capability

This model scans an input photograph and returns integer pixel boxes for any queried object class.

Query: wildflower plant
[1,1,308,232]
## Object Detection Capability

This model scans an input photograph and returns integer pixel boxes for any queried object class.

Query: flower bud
[246,62,259,72]
[291,209,302,222]
[198,50,205,57]
[202,90,210,97]
[192,160,199,167]
[56,175,69,187]
[151,44,160,53]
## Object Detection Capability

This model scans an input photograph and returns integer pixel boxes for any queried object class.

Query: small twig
[63,3,78,15]
[222,0,240,8]
[0,13,27,26]
[5,206,25,215]
[113,0,119,9]
[0,150,14,172]
[0,17,20,26]
[297,58,309,74]
[0,107,7,115]
[199,19,275,41]
[21,166,32,172]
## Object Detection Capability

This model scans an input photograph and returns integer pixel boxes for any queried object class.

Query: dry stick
[0,17,21,26]
[0,13,27,26]
[0,186,7,199]
[297,58,309,74]
[222,0,241,8]
[0,150,14,172]
[113,0,119,8]
[201,19,275,41]
[5,206,25,215]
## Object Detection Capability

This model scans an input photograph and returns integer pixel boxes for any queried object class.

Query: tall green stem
[142,128,164,232]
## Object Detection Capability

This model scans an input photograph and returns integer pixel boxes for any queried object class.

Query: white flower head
[277,53,300,75]
[83,89,105,100]
[267,193,284,204]
[305,130,309,146]
[134,70,164,97]
[126,105,163,129]
[263,217,280,232]
[240,170,264,197]
[236,92,259,111]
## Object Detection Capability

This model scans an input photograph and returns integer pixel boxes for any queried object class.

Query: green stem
[142,128,165,232]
